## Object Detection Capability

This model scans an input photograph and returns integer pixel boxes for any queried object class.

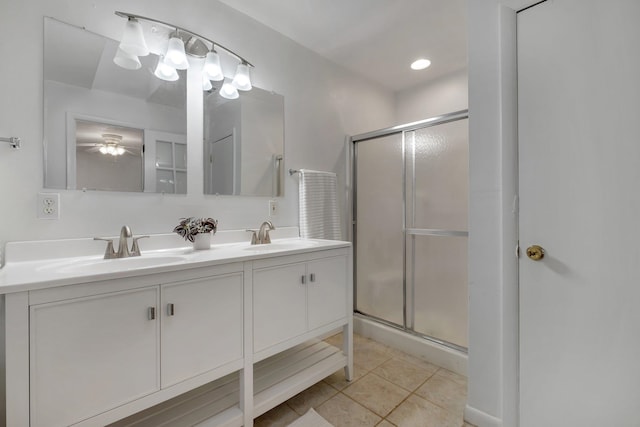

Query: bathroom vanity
[0,230,352,427]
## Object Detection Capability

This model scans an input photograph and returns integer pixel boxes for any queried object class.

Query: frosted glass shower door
[406,119,468,348]
[355,134,404,326]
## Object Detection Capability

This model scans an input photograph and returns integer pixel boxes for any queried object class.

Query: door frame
[465,1,543,427]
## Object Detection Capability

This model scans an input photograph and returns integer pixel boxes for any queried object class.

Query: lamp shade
[119,18,149,57]
[232,62,252,91]
[202,75,213,91]
[164,35,189,70]
[220,80,239,99]
[203,50,224,81]
[113,48,141,70]
[154,57,179,81]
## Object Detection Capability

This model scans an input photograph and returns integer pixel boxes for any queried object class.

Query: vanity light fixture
[164,32,190,70]
[202,75,213,91]
[203,49,224,81]
[232,62,252,91]
[114,11,253,96]
[113,48,142,70]
[154,56,179,81]
[118,17,149,57]
[220,79,239,100]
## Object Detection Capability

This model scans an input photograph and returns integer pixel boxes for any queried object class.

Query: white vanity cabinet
[2,239,352,427]
[30,287,160,427]
[253,251,349,356]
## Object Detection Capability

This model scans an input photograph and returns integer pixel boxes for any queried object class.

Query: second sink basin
[242,239,321,253]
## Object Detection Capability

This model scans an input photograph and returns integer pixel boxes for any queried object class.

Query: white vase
[193,233,211,250]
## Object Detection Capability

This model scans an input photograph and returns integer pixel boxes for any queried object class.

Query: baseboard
[464,404,503,427]
[353,315,467,376]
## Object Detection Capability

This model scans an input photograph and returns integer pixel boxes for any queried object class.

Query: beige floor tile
[434,368,467,387]
[414,372,467,415]
[343,373,410,417]
[389,351,441,376]
[286,381,338,415]
[376,420,396,427]
[353,343,393,372]
[254,402,300,427]
[372,358,436,392]
[316,393,382,427]
[324,332,345,348]
[324,363,366,391]
[386,395,462,427]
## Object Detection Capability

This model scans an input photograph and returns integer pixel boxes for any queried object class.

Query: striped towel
[298,169,342,240]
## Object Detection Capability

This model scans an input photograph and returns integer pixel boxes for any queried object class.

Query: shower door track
[350,109,469,354]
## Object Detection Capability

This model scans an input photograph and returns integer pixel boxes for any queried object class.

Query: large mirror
[204,87,284,196]
[44,16,286,197]
[43,17,188,193]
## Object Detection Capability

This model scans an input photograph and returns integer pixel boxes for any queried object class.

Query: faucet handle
[131,235,150,257]
[94,237,117,259]
[246,229,258,245]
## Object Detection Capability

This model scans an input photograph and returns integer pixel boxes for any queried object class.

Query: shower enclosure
[351,110,468,352]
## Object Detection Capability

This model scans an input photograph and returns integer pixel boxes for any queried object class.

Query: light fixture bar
[114,11,254,67]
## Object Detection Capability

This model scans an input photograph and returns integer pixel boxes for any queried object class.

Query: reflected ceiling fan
[78,134,138,156]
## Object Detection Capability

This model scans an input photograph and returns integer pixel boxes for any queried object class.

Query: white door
[518,1,640,426]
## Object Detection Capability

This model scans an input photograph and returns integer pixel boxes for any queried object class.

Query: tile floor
[254,333,475,427]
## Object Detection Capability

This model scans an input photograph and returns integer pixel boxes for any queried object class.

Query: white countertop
[0,227,351,294]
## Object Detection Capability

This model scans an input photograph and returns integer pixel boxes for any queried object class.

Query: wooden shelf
[110,340,347,427]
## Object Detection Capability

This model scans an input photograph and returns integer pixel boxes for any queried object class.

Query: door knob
[526,245,545,261]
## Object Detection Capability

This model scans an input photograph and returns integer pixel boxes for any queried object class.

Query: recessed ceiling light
[411,58,431,70]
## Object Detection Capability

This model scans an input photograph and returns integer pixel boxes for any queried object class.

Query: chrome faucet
[94,226,149,259]
[258,221,275,244]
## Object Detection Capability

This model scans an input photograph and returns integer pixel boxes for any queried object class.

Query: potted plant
[173,217,218,250]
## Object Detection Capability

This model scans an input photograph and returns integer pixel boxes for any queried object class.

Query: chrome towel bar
[1,136,21,149]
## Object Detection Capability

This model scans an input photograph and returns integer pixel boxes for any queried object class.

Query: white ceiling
[218,0,467,92]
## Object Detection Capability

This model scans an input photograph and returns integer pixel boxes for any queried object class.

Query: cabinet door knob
[310,273,316,282]
[301,275,306,284]
[148,307,156,320]
[167,303,175,316]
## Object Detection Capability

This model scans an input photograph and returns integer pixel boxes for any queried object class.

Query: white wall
[395,68,468,124]
[0,0,395,261]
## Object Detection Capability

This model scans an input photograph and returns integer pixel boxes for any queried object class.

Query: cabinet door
[307,256,348,330]
[253,262,307,352]
[30,287,159,427]
[161,273,244,387]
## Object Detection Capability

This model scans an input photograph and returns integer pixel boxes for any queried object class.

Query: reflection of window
[156,140,187,194]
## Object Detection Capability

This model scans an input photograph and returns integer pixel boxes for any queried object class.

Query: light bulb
[220,81,239,99]
[164,35,189,70]
[154,57,179,81]
[113,48,141,70]
[99,146,108,154]
[115,147,126,155]
[119,17,149,57]
[203,50,224,81]
[231,62,252,91]
[410,58,431,70]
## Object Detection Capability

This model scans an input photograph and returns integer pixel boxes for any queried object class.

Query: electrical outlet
[37,193,60,220]
[269,200,278,216]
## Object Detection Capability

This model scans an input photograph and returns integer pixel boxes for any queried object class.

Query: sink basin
[242,239,321,253]
[36,255,188,275]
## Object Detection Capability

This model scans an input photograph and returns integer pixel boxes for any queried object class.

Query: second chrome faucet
[247,221,275,245]
[95,226,149,259]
